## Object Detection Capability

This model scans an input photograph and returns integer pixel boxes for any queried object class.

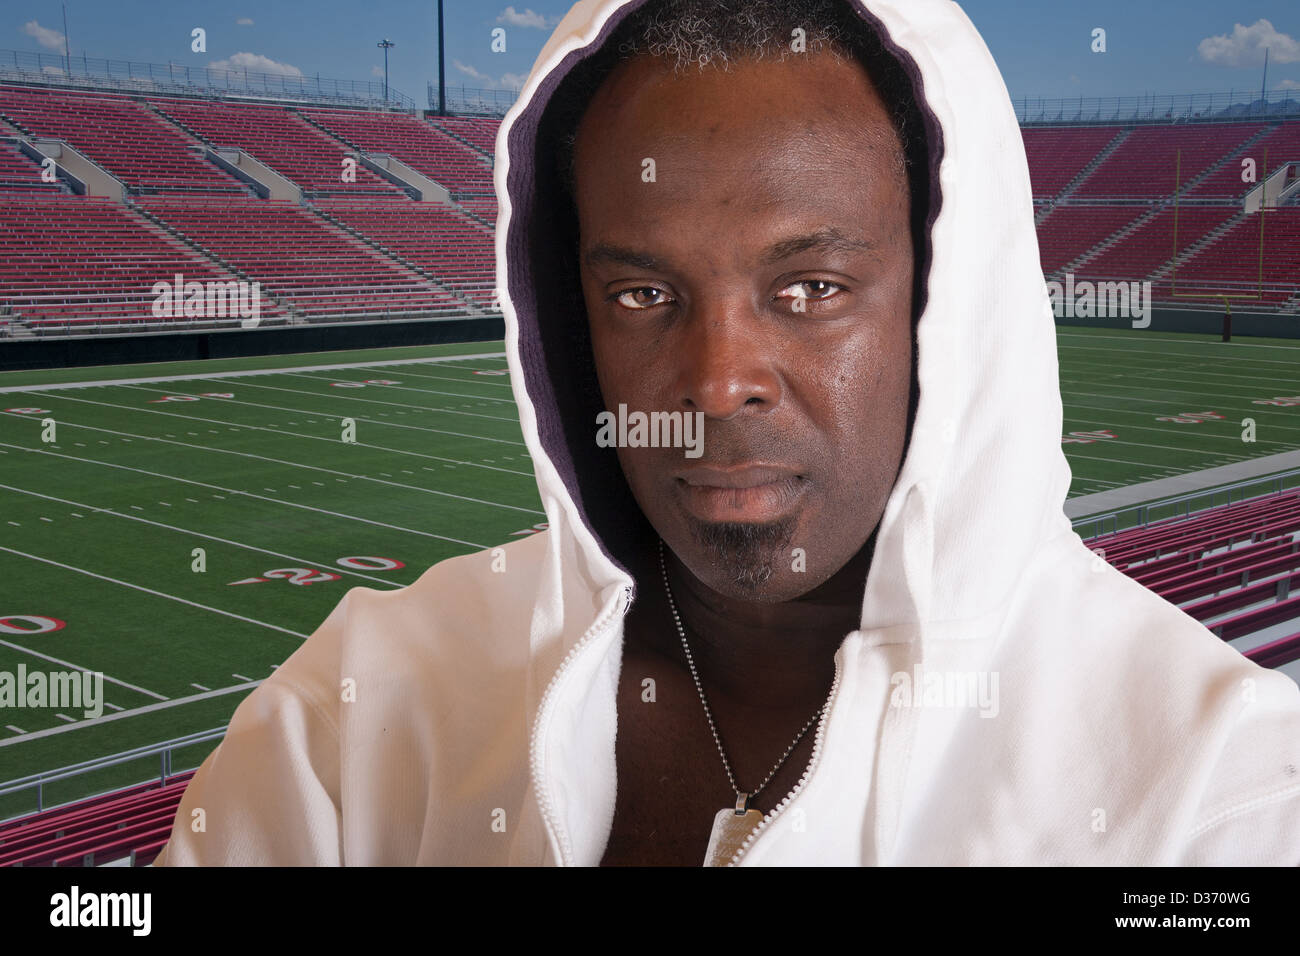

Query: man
[155,0,1300,866]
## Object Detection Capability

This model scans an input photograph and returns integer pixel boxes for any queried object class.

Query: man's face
[573,50,915,603]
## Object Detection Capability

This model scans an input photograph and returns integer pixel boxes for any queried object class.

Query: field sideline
[0,326,1297,816]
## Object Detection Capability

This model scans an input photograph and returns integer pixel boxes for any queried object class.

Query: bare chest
[598,640,818,866]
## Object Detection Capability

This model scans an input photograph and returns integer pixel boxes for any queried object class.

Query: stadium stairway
[307,201,490,314]
[1032,126,1130,224]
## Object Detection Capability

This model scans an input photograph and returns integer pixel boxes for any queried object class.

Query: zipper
[529,583,634,866]
[726,648,845,866]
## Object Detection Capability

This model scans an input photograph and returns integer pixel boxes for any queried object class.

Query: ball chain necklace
[657,538,829,866]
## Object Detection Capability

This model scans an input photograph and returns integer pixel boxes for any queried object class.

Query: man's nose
[675,299,782,420]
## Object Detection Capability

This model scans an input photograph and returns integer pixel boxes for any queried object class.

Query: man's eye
[779,280,843,303]
[613,287,670,310]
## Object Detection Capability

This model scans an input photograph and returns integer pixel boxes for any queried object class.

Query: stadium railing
[0,48,414,110]
[1072,467,1300,540]
[0,726,225,823]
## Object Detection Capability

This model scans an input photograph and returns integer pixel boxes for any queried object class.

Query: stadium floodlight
[378,39,395,103]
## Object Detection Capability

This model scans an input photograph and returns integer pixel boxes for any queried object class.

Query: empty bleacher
[149,97,406,199]
[1,80,1298,335]
[0,771,193,867]
[1022,126,1122,199]
[0,194,281,330]
[302,108,495,195]
[1088,488,1300,665]
[316,199,497,307]
[0,137,63,193]
[139,197,464,318]
[1072,123,1268,200]
[0,85,244,194]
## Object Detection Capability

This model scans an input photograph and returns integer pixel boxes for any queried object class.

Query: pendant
[702,793,764,867]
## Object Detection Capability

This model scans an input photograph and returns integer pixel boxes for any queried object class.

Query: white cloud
[208,52,303,77]
[1197,19,1300,68]
[41,64,66,75]
[496,6,556,30]
[452,58,493,82]
[452,59,526,90]
[22,20,66,50]
[1277,78,1300,90]
[236,17,254,27]
[371,65,385,78]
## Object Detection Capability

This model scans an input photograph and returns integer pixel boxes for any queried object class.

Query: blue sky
[7,1,1299,108]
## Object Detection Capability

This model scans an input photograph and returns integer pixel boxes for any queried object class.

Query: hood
[493,0,1074,642]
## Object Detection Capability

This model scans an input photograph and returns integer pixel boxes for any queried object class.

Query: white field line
[1062,359,1300,393]
[0,411,542,519]
[1056,333,1300,355]
[157,376,519,423]
[0,545,311,641]
[0,680,263,747]
[0,483,407,589]
[0,637,166,700]
[0,442,494,548]
[3,394,534,478]
[270,372,520,409]
[34,385,527,449]
[1062,409,1290,447]
[349,365,517,389]
[0,352,508,394]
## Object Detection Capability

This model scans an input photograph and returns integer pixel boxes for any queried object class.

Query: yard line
[2,394,535,477]
[351,365,516,390]
[154,374,522,423]
[1064,408,1294,446]
[0,443,493,548]
[0,545,311,641]
[247,373,520,411]
[0,680,263,747]
[1060,418,1254,457]
[1060,382,1300,413]
[103,384,527,447]
[0,636,166,700]
[0,411,542,517]
[0,352,508,394]
[1056,332,1300,356]
[1063,360,1300,393]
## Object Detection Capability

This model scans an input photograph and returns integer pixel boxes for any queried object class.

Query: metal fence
[0,726,226,822]
[1072,468,1300,540]
[1018,89,1300,125]
[428,82,520,116]
[0,48,414,110]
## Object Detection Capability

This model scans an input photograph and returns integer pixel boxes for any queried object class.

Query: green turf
[1056,327,1300,495]
[1,327,1298,815]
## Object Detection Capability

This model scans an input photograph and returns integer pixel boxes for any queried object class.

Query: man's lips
[674,464,807,522]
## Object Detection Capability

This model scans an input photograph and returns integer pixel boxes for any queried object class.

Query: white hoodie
[154,0,1300,866]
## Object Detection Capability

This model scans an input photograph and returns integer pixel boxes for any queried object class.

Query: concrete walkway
[1064,449,1300,519]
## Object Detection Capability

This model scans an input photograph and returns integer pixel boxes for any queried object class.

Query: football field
[0,326,1298,816]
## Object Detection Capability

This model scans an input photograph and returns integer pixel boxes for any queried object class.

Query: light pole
[377,38,395,102]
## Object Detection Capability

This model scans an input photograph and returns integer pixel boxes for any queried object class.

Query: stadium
[1,0,1299,869]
